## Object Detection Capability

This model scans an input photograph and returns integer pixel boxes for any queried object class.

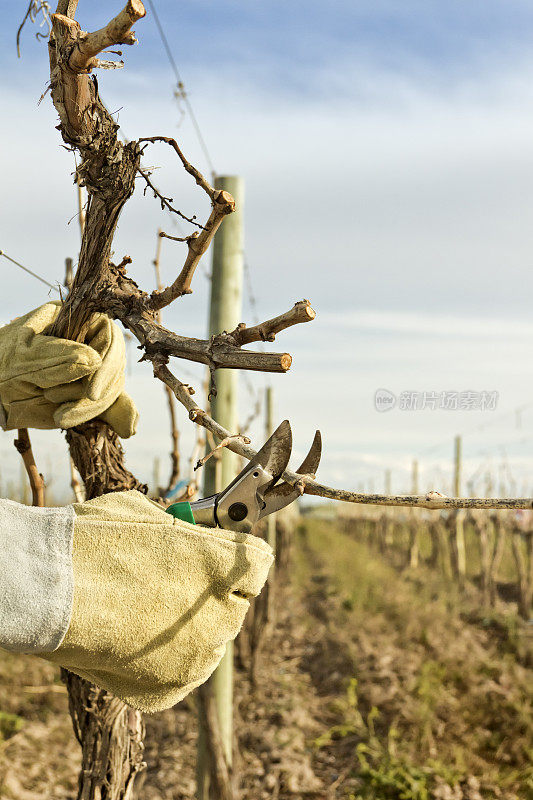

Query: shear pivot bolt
[228,502,247,522]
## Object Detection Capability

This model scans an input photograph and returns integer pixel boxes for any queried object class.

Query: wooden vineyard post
[488,513,506,606]
[408,459,420,568]
[197,176,244,800]
[451,435,466,580]
[510,520,533,620]
[383,471,393,548]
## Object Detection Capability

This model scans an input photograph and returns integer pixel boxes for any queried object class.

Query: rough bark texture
[62,422,148,800]
[61,670,146,800]
[46,4,149,797]
[66,422,147,499]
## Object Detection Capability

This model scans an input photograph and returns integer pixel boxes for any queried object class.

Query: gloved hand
[0,491,273,713]
[0,301,137,438]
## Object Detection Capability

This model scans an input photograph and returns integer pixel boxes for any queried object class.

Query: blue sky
[2,1,533,501]
[8,1,533,92]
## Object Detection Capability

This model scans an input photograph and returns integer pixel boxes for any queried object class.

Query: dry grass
[296,519,533,798]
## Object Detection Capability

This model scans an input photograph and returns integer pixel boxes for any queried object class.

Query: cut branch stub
[55,0,79,18]
[229,300,316,345]
[68,0,145,71]
[49,0,145,140]
[55,0,144,73]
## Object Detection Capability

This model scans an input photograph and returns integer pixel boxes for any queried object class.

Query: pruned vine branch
[229,300,316,345]
[146,187,235,309]
[45,0,309,378]
[152,361,533,512]
[195,434,251,471]
[138,136,218,199]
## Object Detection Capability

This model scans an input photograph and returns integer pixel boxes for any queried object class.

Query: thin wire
[108,102,191,242]
[417,401,533,460]
[0,249,59,292]
[146,0,216,179]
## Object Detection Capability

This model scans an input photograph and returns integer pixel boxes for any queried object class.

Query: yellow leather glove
[0,302,137,438]
[44,490,273,712]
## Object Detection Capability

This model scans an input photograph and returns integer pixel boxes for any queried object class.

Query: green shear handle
[166,502,195,525]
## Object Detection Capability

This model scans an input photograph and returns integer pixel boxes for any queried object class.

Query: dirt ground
[1,517,532,799]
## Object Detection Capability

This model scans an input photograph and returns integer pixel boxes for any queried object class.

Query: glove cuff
[0,499,75,654]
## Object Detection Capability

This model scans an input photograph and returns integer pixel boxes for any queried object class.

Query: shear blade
[253,419,293,491]
[259,429,322,517]
[218,420,293,504]
[296,429,322,476]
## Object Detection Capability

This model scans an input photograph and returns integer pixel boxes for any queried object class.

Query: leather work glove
[0,301,138,438]
[0,491,273,713]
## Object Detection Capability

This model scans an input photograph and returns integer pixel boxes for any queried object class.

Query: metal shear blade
[215,420,293,531]
[258,429,322,518]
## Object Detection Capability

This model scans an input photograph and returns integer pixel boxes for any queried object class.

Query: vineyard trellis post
[197,175,244,798]
[453,434,467,578]
[408,459,420,568]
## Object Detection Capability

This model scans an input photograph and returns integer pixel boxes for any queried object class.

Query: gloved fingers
[0,302,102,390]
[44,374,94,404]
[195,535,273,601]
[53,383,122,430]
[83,316,126,402]
[1,395,58,430]
[0,333,102,390]
[98,391,139,438]
[0,302,138,436]
[45,316,126,412]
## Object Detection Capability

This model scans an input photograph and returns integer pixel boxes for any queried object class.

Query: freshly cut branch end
[64,0,146,73]
[214,189,235,214]
[280,354,292,371]
[230,300,316,346]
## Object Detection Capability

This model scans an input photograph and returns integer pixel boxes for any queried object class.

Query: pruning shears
[165,420,322,533]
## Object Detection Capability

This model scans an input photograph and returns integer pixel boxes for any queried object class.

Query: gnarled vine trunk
[63,423,148,798]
